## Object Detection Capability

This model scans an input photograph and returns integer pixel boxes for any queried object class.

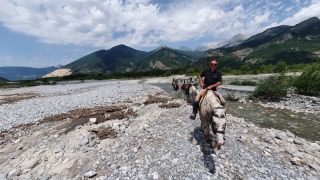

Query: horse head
[212,107,227,150]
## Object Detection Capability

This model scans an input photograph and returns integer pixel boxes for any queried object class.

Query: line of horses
[171,78,196,101]
[171,78,227,155]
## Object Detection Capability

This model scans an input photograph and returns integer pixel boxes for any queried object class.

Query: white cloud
[277,1,320,26]
[0,0,317,51]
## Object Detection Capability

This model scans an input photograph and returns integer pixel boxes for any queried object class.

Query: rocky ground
[0,77,319,180]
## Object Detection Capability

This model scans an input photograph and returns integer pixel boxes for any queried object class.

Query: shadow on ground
[190,126,216,174]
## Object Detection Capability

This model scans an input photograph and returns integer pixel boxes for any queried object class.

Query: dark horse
[181,81,192,97]
[172,79,179,91]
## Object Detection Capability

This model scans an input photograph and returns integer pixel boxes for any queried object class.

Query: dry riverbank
[0,78,319,179]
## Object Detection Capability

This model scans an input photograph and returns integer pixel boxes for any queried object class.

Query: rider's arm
[206,81,222,90]
[198,76,204,89]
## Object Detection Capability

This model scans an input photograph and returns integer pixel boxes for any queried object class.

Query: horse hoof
[204,147,210,155]
[213,143,222,150]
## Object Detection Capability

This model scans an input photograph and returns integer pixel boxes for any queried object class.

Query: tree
[273,61,287,73]
[185,67,196,76]
[240,65,251,74]
[221,67,232,74]
[294,63,320,96]
[258,65,266,73]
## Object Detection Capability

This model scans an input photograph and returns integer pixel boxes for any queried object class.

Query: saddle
[199,90,223,109]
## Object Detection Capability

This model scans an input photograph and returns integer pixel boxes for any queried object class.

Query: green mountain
[135,46,197,70]
[63,44,148,74]
[0,66,58,81]
[199,17,320,67]
[59,45,200,75]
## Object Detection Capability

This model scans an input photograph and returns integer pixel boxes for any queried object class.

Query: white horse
[199,90,227,155]
[188,85,198,103]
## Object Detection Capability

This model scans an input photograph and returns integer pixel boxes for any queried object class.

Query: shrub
[273,61,287,73]
[294,64,320,97]
[252,73,291,101]
[241,80,257,86]
[229,79,242,85]
[163,71,172,76]
[185,67,196,76]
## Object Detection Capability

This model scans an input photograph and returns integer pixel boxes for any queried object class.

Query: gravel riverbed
[0,78,319,179]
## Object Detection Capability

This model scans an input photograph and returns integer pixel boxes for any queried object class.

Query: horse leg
[202,119,211,155]
[204,134,210,155]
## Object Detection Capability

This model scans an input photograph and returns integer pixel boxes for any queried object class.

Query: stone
[0,173,7,180]
[40,173,52,180]
[89,118,98,124]
[20,159,39,169]
[237,135,246,142]
[84,171,97,178]
[308,163,320,172]
[290,157,305,165]
[8,169,20,178]
[14,139,21,144]
[151,171,159,179]
[275,132,286,140]
[293,139,304,145]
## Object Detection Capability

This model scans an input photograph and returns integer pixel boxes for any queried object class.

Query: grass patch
[229,79,257,86]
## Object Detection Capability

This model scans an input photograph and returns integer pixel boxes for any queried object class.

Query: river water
[152,83,320,142]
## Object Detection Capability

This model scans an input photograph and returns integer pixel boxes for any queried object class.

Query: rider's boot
[190,101,199,120]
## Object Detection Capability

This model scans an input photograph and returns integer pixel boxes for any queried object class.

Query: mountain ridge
[200,16,320,67]
[2,17,319,80]
[0,66,58,81]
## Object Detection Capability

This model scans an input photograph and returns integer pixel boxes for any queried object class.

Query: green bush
[273,61,287,73]
[294,64,320,97]
[163,71,172,76]
[252,73,291,101]
[185,67,196,76]
[229,79,242,85]
[241,80,257,86]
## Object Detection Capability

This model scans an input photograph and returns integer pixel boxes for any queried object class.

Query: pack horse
[172,78,179,91]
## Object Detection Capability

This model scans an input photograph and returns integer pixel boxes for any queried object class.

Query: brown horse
[199,90,227,155]
[181,83,192,97]
[172,79,179,91]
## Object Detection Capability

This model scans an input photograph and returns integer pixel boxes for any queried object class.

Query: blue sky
[0,0,319,68]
